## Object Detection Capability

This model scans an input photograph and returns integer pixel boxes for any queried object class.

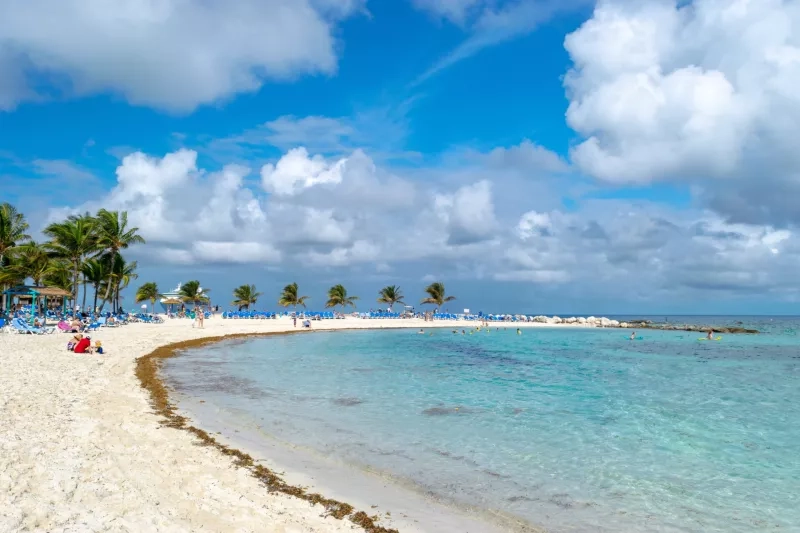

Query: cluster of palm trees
[0,202,145,313]
[135,280,209,314]
[220,282,455,312]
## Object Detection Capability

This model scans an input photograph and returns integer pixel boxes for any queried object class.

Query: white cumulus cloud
[564,0,800,193]
[0,0,360,112]
[261,147,347,196]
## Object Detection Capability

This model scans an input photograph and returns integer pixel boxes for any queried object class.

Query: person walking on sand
[197,308,204,329]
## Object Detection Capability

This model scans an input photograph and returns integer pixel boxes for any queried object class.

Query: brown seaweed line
[135,331,399,533]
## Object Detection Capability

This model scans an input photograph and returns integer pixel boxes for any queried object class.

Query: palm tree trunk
[93,284,99,312]
[82,280,87,310]
[72,260,80,312]
[98,250,116,312]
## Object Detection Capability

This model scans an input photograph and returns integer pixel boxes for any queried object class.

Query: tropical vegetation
[0,203,145,314]
[325,284,358,310]
[135,282,162,314]
[232,284,261,310]
[377,285,405,310]
[278,282,308,309]
[0,202,468,317]
[179,280,209,309]
[420,282,456,307]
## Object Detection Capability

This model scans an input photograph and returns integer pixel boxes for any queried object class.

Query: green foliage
[420,282,456,307]
[325,284,359,310]
[94,209,145,310]
[232,284,262,310]
[0,202,31,259]
[179,280,210,308]
[136,282,162,313]
[278,282,308,309]
[43,215,99,304]
[377,285,405,307]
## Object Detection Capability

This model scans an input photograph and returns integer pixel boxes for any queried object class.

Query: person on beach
[293,315,297,327]
[70,317,84,333]
[73,335,93,354]
[67,334,81,351]
[192,309,204,329]
[94,340,104,354]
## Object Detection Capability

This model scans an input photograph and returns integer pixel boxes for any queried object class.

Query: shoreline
[136,330,403,533]
[2,317,571,533]
[142,326,548,533]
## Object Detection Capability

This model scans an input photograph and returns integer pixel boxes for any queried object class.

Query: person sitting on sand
[73,335,93,354]
[67,334,81,351]
[70,317,84,333]
[94,340,104,354]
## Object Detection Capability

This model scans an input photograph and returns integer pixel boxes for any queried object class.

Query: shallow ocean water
[164,318,800,532]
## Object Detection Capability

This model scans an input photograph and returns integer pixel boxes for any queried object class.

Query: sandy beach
[0,317,585,533]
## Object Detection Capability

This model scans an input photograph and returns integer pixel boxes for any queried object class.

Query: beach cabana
[161,297,183,314]
[3,285,71,324]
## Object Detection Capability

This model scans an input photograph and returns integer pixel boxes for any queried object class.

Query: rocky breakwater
[619,319,759,334]
[530,316,759,334]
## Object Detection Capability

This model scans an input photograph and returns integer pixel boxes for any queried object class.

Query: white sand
[0,317,586,532]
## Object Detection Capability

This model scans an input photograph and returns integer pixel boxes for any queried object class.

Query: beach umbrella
[161,297,183,314]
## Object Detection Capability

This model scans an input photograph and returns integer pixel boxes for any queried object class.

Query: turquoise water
[165,323,800,532]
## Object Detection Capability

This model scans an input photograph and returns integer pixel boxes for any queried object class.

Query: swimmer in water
[418,329,425,334]
[516,328,521,335]
[630,331,636,340]
[707,330,714,340]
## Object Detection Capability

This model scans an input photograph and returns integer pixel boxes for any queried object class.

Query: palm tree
[107,254,138,313]
[0,254,25,289]
[179,280,209,310]
[0,203,31,265]
[43,216,98,306]
[12,241,54,286]
[420,282,456,308]
[278,282,308,310]
[377,285,405,311]
[232,284,262,310]
[41,260,73,295]
[81,258,110,312]
[0,203,31,311]
[94,209,145,311]
[325,284,358,311]
[136,282,162,315]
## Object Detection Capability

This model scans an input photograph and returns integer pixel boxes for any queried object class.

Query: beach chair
[11,318,51,334]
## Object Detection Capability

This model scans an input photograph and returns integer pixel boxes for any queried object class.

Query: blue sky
[2,0,799,314]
